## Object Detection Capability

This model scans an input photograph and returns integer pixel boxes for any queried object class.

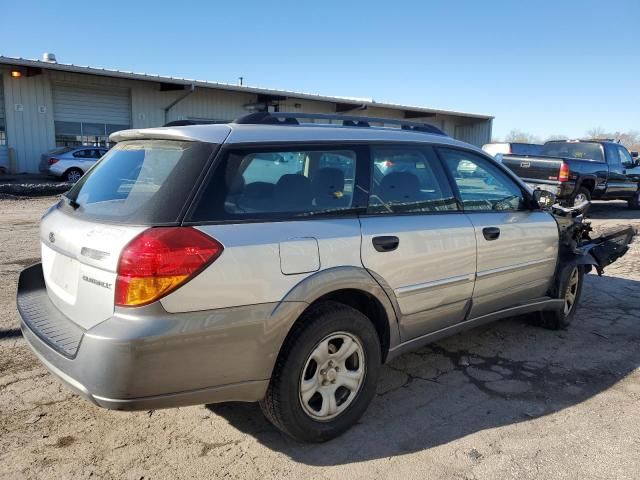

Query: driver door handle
[482,227,500,241]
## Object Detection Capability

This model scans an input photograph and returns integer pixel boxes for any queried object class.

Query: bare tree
[546,134,569,141]
[585,128,640,151]
[586,127,609,140]
[504,129,541,144]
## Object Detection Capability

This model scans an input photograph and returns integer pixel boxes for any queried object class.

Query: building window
[54,121,129,147]
[0,118,6,146]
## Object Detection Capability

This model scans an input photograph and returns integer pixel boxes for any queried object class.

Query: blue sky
[2,0,638,139]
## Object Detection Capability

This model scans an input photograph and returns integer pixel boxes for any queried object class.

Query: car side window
[73,149,88,158]
[368,146,458,214]
[618,146,634,168]
[190,147,360,221]
[438,148,525,211]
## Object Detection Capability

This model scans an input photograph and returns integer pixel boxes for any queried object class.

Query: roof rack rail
[233,112,447,136]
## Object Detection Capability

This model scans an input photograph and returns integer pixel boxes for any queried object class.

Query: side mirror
[533,188,556,208]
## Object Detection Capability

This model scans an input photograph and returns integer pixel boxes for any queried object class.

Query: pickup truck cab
[501,140,640,209]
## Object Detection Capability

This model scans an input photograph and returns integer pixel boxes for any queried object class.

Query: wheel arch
[576,175,597,193]
[272,266,401,364]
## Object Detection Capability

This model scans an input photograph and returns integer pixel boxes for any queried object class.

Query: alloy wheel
[67,170,82,183]
[573,193,588,206]
[299,332,365,421]
[564,267,580,315]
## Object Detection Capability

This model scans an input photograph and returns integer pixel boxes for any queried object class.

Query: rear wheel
[537,265,585,330]
[260,301,381,442]
[572,187,591,206]
[628,190,640,210]
[64,168,83,183]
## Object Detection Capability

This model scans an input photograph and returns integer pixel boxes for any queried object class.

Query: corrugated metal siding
[168,89,255,123]
[454,120,492,147]
[52,83,130,124]
[2,71,56,173]
[0,74,6,168]
[131,86,257,128]
[0,76,5,118]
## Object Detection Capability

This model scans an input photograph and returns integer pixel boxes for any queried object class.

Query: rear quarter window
[189,146,363,222]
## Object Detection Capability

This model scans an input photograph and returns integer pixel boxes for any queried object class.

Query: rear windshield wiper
[64,196,81,210]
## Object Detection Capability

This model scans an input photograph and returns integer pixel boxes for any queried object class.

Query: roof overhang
[0,56,494,120]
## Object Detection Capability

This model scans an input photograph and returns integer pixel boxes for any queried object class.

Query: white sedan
[40,146,109,182]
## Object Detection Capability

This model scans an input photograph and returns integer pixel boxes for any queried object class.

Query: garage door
[52,83,131,146]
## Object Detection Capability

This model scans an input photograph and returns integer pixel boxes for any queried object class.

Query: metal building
[0,54,493,173]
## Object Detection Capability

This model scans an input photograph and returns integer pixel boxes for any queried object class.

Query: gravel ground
[1,197,639,480]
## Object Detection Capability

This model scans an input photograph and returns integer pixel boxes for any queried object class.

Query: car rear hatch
[36,139,219,331]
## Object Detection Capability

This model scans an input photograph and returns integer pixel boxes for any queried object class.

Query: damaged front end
[551,201,635,275]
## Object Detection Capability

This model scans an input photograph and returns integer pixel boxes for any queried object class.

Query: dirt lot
[1,197,639,480]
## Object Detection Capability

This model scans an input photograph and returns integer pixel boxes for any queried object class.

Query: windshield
[541,142,604,162]
[63,139,217,224]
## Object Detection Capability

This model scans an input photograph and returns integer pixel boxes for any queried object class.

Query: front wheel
[538,265,585,330]
[260,301,381,442]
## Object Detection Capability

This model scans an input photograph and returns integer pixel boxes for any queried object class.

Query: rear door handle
[482,227,500,241]
[372,236,399,252]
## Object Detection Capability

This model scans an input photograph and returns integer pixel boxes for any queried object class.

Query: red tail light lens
[48,157,59,165]
[115,227,223,307]
[559,162,570,182]
[383,160,394,168]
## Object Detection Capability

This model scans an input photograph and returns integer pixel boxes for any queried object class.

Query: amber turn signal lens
[115,227,223,307]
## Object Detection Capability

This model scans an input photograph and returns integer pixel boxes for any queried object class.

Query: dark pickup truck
[502,140,640,209]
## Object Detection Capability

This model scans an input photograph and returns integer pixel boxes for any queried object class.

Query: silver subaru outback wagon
[17,112,633,442]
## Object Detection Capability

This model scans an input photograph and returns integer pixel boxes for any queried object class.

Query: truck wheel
[628,190,640,210]
[260,301,381,442]
[537,265,585,330]
[572,187,591,206]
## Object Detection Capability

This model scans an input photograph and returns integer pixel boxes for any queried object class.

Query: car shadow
[588,201,639,221]
[207,274,640,465]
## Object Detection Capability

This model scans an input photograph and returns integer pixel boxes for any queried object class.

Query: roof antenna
[238,76,244,86]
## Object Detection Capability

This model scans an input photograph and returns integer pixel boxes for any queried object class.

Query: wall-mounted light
[10,70,22,78]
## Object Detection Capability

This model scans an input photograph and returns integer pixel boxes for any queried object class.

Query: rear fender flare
[273,266,402,349]
[575,174,597,192]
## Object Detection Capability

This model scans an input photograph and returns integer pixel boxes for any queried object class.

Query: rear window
[541,142,604,162]
[511,143,543,155]
[63,140,216,224]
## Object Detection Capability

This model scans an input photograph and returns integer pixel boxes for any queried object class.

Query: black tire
[64,168,83,183]
[571,187,591,206]
[628,190,640,210]
[537,264,585,330]
[260,301,381,442]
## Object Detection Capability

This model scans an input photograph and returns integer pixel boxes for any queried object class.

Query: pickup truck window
[541,142,604,162]
[617,146,634,168]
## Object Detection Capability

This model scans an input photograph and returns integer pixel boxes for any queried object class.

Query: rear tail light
[559,162,570,182]
[48,157,59,165]
[383,160,394,168]
[115,227,223,307]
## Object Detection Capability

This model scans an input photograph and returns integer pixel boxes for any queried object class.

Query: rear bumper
[17,263,303,410]
[524,180,574,199]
